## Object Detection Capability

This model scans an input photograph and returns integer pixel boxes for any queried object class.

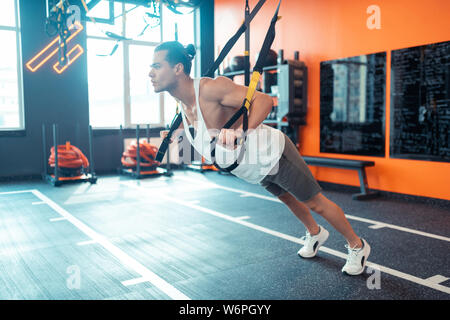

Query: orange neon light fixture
[53,44,84,74]
[25,21,84,73]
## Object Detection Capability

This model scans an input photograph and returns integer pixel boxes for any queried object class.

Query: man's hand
[160,130,174,143]
[217,128,244,150]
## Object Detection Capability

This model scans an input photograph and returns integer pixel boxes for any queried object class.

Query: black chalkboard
[390,40,450,162]
[320,52,386,156]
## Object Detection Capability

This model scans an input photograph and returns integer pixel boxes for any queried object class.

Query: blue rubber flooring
[0,170,449,300]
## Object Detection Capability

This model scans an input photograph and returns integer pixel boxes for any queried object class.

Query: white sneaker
[298,225,329,258]
[342,238,371,276]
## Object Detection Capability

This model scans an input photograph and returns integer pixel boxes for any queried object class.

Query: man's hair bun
[185,44,196,60]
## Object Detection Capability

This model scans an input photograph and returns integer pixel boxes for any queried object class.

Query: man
[150,41,371,276]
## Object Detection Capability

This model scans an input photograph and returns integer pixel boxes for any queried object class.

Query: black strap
[155,112,182,162]
[155,0,268,163]
[210,105,248,172]
[253,0,282,74]
[204,0,267,78]
[210,0,282,172]
[156,0,281,167]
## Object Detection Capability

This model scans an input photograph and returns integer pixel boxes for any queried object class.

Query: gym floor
[0,171,449,300]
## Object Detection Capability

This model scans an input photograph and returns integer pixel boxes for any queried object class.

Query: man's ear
[174,63,184,75]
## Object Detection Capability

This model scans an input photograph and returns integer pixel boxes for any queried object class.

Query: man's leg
[303,193,363,248]
[260,132,362,249]
[278,192,320,236]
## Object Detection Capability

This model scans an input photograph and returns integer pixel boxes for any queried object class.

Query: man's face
[149,50,179,93]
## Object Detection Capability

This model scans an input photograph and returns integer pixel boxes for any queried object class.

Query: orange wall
[214,0,450,200]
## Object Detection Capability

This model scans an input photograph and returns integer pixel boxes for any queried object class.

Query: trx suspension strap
[155,0,268,164]
[210,0,282,172]
[203,0,268,78]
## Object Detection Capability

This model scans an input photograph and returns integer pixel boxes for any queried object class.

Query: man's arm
[206,76,274,130]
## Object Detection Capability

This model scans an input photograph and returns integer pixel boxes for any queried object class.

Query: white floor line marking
[188,200,200,205]
[32,201,45,205]
[122,181,450,295]
[122,277,150,286]
[368,224,386,229]
[49,217,67,222]
[425,275,449,284]
[236,216,251,220]
[173,176,450,243]
[31,189,190,300]
[346,214,450,242]
[176,176,278,202]
[239,194,253,198]
[77,240,97,246]
[0,190,35,195]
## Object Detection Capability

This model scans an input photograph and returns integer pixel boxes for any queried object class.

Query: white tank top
[180,78,285,184]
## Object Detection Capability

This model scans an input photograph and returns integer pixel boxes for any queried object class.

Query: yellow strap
[55,0,65,10]
[244,72,261,110]
[80,0,89,13]
[80,0,98,24]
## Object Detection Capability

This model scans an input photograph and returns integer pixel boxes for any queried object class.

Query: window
[129,45,160,124]
[87,39,124,128]
[86,1,197,129]
[0,0,24,130]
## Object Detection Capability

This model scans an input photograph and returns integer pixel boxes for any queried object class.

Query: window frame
[0,0,25,132]
[87,2,198,130]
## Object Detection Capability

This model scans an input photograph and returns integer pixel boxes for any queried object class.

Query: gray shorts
[259,133,322,202]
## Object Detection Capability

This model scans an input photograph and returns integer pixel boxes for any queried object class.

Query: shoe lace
[344,244,361,264]
[300,232,312,245]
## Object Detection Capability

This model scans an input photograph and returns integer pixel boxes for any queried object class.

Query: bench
[302,156,379,200]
